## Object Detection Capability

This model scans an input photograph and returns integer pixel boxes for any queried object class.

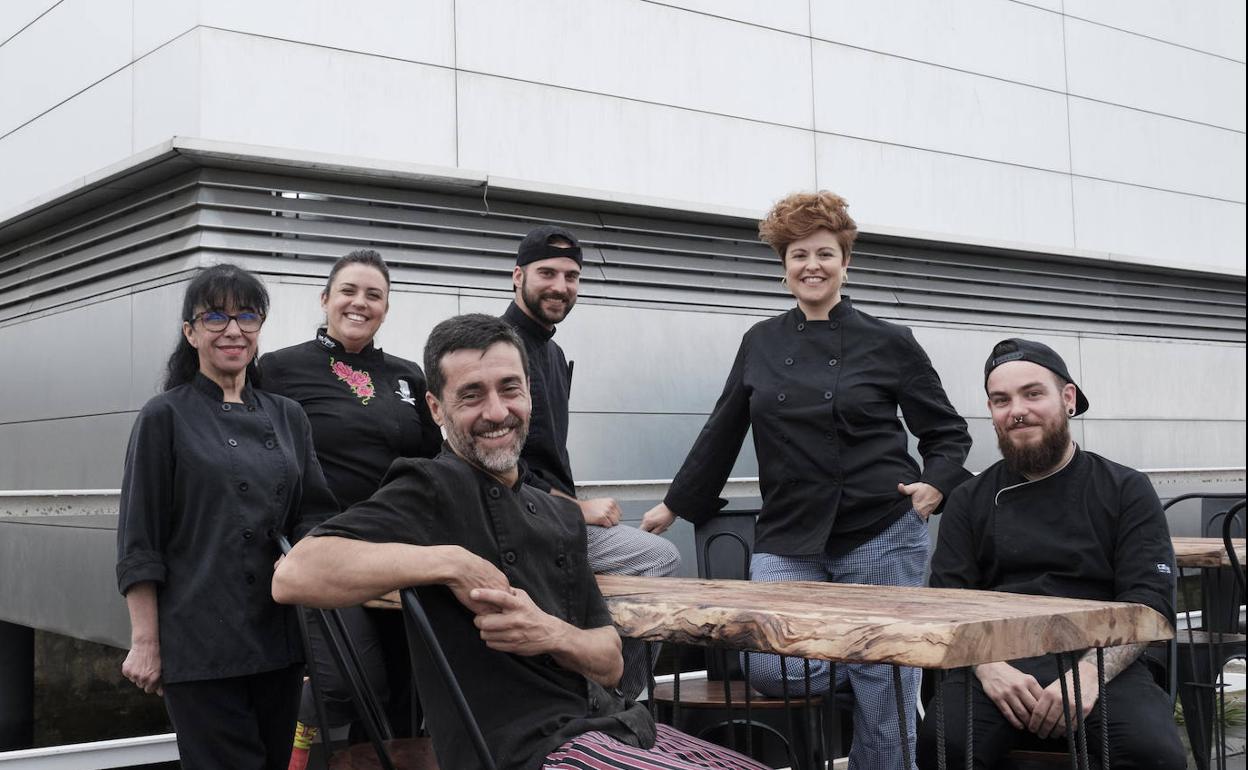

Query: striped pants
[544,723,771,769]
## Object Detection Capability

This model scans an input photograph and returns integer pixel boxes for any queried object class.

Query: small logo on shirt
[1156,562,1172,575]
[395,378,417,407]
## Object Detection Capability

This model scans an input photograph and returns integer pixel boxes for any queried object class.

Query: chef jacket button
[245,573,256,585]
[828,358,838,367]
[488,487,501,499]
[589,697,600,712]
[247,405,256,412]
[797,323,806,331]
[830,321,840,330]
[221,403,232,412]
[824,391,833,400]
[227,438,238,447]
[503,551,517,564]
[824,432,834,441]
[238,482,249,492]
[265,527,277,540]
[780,434,789,443]
[526,502,537,513]
[264,439,275,449]
[777,393,786,403]
[555,555,566,567]
[243,528,254,540]
[784,357,794,366]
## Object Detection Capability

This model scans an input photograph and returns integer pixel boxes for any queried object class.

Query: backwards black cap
[984,338,1089,416]
[516,225,583,267]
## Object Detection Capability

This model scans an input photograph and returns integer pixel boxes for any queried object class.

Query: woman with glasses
[116,263,337,770]
[259,249,441,756]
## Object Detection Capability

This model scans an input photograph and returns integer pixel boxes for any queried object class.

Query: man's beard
[445,412,528,475]
[520,272,575,326]
[996,414,1071,477]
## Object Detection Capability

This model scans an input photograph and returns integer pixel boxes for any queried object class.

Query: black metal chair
[648,510,837,769]
[1164,493,1247,770]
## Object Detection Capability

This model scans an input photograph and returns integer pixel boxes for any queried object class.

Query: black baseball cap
[984,338,1089,416]
[516,225,583,267]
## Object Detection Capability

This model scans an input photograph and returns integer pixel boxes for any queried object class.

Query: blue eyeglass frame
[189,310,266,332]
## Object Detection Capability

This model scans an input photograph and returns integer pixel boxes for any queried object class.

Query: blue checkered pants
[744,509,929,770]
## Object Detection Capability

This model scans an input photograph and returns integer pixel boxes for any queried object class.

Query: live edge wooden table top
[595,575,1172,671]
[1171,536,1245,568]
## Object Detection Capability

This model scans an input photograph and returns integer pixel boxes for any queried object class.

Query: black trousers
[916,658,1186,770]
[163,664,302,770]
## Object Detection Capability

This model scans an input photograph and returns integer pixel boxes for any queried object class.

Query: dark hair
[324,249,390,296]
[423,314,529,399]
[163,263,270,391]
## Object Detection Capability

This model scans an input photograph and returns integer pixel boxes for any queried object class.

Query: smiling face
[183,303,261,385]
[783,228,849,318]
[321,263,389,352]
[427,341,531,483]
[513,255,580,329]
[987,360,1078,476]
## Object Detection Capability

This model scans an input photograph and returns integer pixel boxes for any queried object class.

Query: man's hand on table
[445,547,512,615]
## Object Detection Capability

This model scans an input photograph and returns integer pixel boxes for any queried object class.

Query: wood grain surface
[1172,536,1246,568]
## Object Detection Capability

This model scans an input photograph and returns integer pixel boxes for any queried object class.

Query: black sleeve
[311,459,444,546]
[256,351,287,397]
[896,329,973,503]
[116,400,174,595]
[518,459,553,494]
[663,334,752,524]
[1111,471,1175,623]
[289,406,339,540]
[396,357,443,460]
[928,482,982,590]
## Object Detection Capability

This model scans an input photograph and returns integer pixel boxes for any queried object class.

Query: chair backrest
[694,510,758,581]
[398,587,497,770]
[1222,501,1246,597]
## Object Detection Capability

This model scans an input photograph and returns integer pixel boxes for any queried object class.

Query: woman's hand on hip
[897,481,943,520]
[122,640,163,695]
[640,503,677,534]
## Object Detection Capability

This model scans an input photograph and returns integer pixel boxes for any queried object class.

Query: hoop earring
[780,275,787,286]
[1067,408,1076,417]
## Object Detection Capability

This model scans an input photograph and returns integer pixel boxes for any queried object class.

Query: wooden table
[1172,536,1245,568]
[597,575,1173,670]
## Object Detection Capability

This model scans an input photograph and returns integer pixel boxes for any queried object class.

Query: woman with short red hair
[643,191,972,769]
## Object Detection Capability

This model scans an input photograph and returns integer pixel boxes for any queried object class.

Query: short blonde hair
[758,191,858,261]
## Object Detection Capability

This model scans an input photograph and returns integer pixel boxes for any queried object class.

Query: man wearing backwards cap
[502,225,681,700]
[917,339,1184,769]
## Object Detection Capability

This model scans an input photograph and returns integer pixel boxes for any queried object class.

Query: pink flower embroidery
[329,357,375,405]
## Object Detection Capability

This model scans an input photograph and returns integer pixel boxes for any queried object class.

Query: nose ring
[1014,416,1024,424]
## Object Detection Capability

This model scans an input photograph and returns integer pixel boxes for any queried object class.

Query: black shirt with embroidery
[311,449,654,770]
[664,297,972,557]
[930,447,1175,624]
[502,302,576,496]
[259,330,442,508]
[115,373,338,683]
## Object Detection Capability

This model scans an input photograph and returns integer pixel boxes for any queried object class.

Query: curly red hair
[758,191,858,261]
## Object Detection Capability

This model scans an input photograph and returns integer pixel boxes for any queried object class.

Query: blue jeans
[746,509,930,770]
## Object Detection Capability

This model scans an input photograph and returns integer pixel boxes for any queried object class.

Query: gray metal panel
[567,413,758,482]
[0,516,129,648]
[0,413,135,489]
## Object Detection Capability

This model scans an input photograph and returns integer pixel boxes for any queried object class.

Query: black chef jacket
[665,298,971,557]
[502,302,576,496]
[116,373,338,683]
[930,447,1175,625]
[310,449,654,770]
[259,330,442,508]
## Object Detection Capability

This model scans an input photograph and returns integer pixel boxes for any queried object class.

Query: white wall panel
[1072,178,1246,272]
[131,30,203,152]
[1065,17,1246,132]
[0,0,131,137]
[202,0,454,67]
[1063,0,1245,62]
[815,134,1075,251]
[1083,419,1246,469]
[812,42,1069,172]
[1078,337,1246,420]
[0,0,57,43]
[197,30,458,169]
[457,0,812,128]
[132,0,198,59]
[1070,97,1246,202]
[0,72,132,215]
[811,0,1065,91]
[653,0,808,35]
[458,73,816,213]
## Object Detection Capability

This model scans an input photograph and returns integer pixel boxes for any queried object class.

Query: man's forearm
[1079,642,1146,683]
[550,624,624,688]
[273,536,460,608]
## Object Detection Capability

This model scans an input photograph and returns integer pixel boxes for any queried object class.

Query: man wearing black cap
[917,339,1184,769]
[502,225,681,700]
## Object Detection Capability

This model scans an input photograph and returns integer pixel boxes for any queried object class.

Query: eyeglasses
[190,310,265,333]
